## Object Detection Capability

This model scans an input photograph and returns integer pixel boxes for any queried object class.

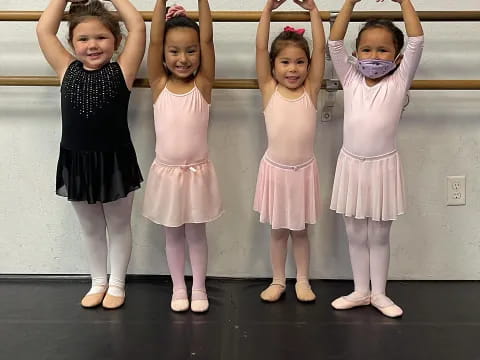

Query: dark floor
[1,278,479,360]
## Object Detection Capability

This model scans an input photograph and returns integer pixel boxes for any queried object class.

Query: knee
[271,229,289,242]
[79,219,106,238]
[185,223,207,244]
[368,221,392,246]
[107,217,131,234]
[291,229,308,242]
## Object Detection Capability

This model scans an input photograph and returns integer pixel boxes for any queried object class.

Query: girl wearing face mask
[328,0,423,318]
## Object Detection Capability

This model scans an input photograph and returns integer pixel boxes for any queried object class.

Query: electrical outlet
[447,176,466,206]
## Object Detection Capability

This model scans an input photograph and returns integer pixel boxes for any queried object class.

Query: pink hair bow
[166,5,187,20]
[284,26,305,36]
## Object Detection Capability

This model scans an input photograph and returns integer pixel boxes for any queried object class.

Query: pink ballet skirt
[253,154,320,231]
[143,158,223,227]
[330,148,406,221]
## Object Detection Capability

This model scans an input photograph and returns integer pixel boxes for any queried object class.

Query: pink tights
[165,223,208,300]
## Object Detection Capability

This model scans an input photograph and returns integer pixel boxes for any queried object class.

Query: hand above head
[293,0,318,11]
[347,0,363,4]
[266,0,288,11]
[376,0,406,3]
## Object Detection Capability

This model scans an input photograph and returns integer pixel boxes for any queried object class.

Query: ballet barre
[1,11,480,22]
[1,77,480,90]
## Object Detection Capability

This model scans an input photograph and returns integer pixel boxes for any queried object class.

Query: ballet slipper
[331,291,370,310]
[370,294,403,318]
[295,281,316,302]
[171,289,189,312]
[260,283,286,302]
[102,287,125,310]
[81,291,106,308]
[190,290,209,313]
[171,298,190,312]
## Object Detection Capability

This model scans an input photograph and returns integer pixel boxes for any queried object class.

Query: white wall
[1,0,479,279]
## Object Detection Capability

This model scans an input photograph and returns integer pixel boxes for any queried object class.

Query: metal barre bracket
[321,79,340,122]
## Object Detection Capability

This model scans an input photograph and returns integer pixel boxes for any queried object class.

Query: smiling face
[356,27,398,62]
[272,45,309,90]
[163,27,201,80]
[71,18,117,70]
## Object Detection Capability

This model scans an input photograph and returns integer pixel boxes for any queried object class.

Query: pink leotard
[153,85,209,165]
[264,88,317,165]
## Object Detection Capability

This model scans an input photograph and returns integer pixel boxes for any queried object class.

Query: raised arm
[36,0,75,79]
[112,0,146,90]
[196,0,215,95]
[295,0,326,100]
[147,0,168,98]
[329,0,361,41]
[256,0,287,92]
[396,0,423,36]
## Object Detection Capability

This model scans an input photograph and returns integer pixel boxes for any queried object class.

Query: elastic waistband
[341,147,397,161]
[154,158,208,172]
[264,154,315,171]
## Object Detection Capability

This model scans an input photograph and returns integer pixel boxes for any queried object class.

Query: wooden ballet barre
[1,77,480,90]
[1,11,480,22]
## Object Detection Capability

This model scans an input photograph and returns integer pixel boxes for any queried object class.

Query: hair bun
[166,5,187,21]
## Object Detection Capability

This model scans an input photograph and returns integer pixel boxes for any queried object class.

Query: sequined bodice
[60,60,132,151]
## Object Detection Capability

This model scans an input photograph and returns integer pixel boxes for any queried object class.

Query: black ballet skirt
[56,60,143,204]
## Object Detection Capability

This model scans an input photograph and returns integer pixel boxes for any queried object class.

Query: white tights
[71,192,134,296]
[343,217,392,296]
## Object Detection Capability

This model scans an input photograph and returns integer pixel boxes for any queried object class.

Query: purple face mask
[355,58,397,79]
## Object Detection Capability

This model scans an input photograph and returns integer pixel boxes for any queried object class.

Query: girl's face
[164,27,200,80]
[71,18,117,70]
[273,45,309,90]
[356,27,398,62]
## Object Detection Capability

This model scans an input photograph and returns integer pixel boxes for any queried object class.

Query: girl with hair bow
[255,0,326,303]
[142,0,222,313]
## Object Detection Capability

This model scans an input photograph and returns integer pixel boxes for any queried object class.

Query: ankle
[172,287,188,300]
[191,289,208,301]
[296,277,310,285]
[88,276,108,295]
[107,285,125,298]
[272,277,286,287]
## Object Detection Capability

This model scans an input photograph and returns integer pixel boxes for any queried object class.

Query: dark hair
[269,31,311,69]
[165,7,200,40]
[68,0,122,48]
[356,19,405,56]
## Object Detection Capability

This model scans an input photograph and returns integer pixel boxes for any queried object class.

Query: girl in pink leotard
[255,0,325,303]
[329,0,424,318]
[143,1,221,313]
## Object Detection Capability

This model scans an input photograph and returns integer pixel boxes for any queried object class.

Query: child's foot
[295,281,316,302]
[171,288,189,312]
[191,289,209,313]
[260,283,286,302]
[370,293,403,318]
[102,285,125,310]
[331,291,371,310]
[81,284,107,308]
